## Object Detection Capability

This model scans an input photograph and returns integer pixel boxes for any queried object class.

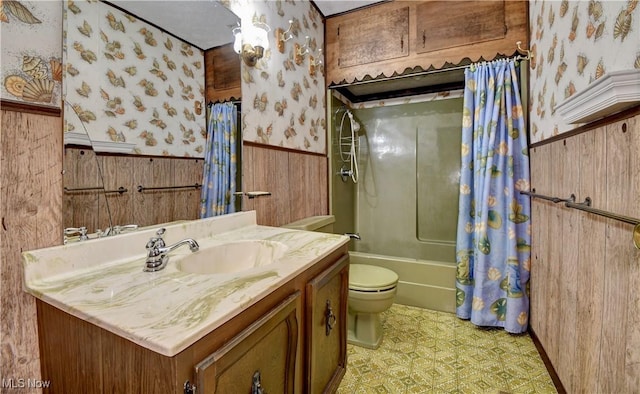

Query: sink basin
[175,240,289,275]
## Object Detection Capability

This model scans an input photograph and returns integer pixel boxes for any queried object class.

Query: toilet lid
[349,264,399,291]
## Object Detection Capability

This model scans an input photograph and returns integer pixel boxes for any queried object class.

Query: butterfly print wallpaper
[1,1,63,108]
[63,0,206,157]
[528,0,639,143]
[227,0,326,154]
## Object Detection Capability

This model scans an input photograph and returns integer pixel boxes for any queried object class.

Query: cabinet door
[204,43,241,103]
[306,255,349,394]
[415,1,506,54]
[194,292,300,394]
[336,6,409,68]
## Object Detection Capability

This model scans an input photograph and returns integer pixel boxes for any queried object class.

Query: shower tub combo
[330,95,463,314]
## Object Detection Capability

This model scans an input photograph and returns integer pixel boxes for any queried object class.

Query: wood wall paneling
[530,113,640,392]
[288,153,310,221]
[544,142,562,368]
[174,158,204,221]
[64,149,204,230]
[63,148,111,233]
[133,157,154,226]
[575,128,606,394]
[63,147,78,230]
[103,154,134,228]
[624,115,640,391]
[242,144,256,213]
[316,155,329,215]
[529,144,552,356]
[288,154,328,223]
[528,146,542,337]
[1,109,63,385]
[599,118,632,393]
[243,144,329,227]
[254,147,291,226]
[153,158,176,225]
[556,137,579,393]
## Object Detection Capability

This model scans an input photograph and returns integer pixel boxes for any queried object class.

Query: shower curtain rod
[330,55,528,90]
[208,100,241,106]
[331,42,531,90]
[329,63,470,89]
[520,190,640,226]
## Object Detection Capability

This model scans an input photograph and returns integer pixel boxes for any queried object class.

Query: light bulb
[232,27,242,54]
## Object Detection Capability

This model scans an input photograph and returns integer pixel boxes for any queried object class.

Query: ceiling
[106,0,385,50]
[314,0,386,17]
[106,1,240,49]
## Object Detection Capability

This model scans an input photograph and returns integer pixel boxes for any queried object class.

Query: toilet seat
[349,264,398,292]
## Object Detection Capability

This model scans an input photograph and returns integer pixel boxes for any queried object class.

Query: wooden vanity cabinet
[36,245,349,394]
[192,253,349,394]
[194,292,301,393]
[306,255,349,393]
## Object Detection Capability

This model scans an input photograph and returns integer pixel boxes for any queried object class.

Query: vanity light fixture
[232,21,271,67]
[309,48,323,76]
[294,36,311,66]
[275,20,294,53]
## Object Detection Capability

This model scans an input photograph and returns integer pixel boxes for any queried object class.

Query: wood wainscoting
[64,142,329,232]
[1,109,63,384]
[63,147,203,233]
[529,111,640,393]
[242,142,329,227]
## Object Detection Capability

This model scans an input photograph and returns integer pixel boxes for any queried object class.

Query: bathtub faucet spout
[345,233,361,240]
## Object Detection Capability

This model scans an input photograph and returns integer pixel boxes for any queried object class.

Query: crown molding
[556,69,640,124]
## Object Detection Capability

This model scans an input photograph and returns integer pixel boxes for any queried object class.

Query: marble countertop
[23,212,349,357]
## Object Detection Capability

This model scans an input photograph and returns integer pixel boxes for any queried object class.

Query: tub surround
[23,211,349,357]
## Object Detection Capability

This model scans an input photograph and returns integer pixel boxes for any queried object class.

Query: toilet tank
[282,215,335,233]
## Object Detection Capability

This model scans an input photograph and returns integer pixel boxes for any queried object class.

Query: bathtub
[348,251,456,313]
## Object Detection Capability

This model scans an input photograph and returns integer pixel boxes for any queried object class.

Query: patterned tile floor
[338,304,557,394]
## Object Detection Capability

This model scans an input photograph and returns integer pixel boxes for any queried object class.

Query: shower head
[347,111,361,132]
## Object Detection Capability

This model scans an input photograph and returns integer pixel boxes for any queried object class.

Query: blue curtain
[200,102,237,218]
[456,59,531,333]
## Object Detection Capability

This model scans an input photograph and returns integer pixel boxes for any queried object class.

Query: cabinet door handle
[422,30,426,48]
[183,380,196,394]
[325,300,337,336]
[251,370,264,394]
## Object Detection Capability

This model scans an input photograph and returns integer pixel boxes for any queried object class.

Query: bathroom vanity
[23,212,349,393]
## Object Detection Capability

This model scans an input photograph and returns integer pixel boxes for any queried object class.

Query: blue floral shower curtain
[200,102,237,218]
[456,59,531,333]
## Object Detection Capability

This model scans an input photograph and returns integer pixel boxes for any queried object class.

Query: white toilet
[347,264,398,349]
[282,216,399,349]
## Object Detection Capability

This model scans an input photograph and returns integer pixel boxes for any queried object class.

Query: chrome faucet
[98,224,139,238]
[144,228,199,272]
[64,227,88,244]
